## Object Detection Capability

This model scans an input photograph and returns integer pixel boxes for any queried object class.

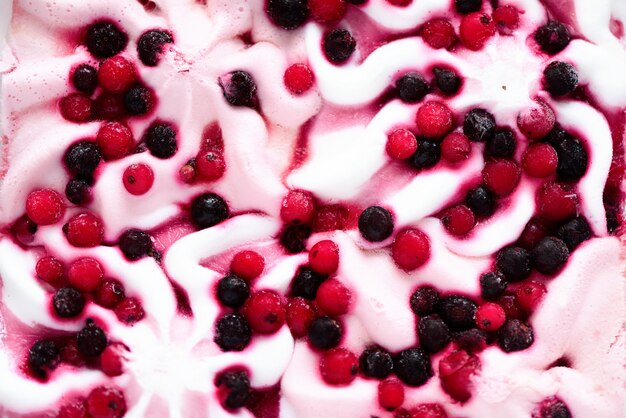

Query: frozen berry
[137,29,173,66]
[323,28,356,64]
[392,228,431,271]
[437,295,477,331]
[498,319,534,352]
[26,189,65,225]
[537,182,578,222]
[144,122,177,159]
[421,19,455,50]
[410,140,441,169]
[279,223,311,254]
[359,206,394,242]
[360,346,393,379]
[493,5,520,34]
[85,22,128,59]
[96,122,134,160]
[72,64,98,95]
[518,218,548,249]
[291,266,327,299]
[64,212,104,247]
[231,250,265,281]
[94,92,125,120]
[309,0,346,23]
[57,399,88,418]
[60,93,93,123]
[119,229,153,260]
[515,280,547,313]
[418,315,451,353]
[396,73,429,103]
[453,328,488,353]
[308,316,342,349]
[482,159,521,196]
[486,128,516,158]
[220,70,257,107]
[459,12,496,50]
[114,297,145,324]
[65,179,91,205]
[215,370,251,409]
[410,286,440,316]
[535,21,571,55]
[496,246,531,282]
[98,56,136,93]
[545,128,588,182]
[12,216,38,245]
[556,217,591,250]
[517,100,556,140]
[309,240,339,274]
[77,319,107,357]
[533,397,572,418]
[441,132,471,163]
[286,297,316,337]
[465,186,496,217]
[68,257,104,293]
[475,302,506,331]
[124,84,153,115]
[438,349,481,402]
[53,287,85,318]
[463,108,495,142]
[64,141,102,180]
[531,237,569,275]
[215,314,252,351]
[543,61,578,96]
[316,279,351,317]
[455,0,482,14]
[281,190,316,224]
[100,344,124,377]
[36,256,64,284]
[217,275,250,308]
[95,280,125,309]
[320,347,358,385]
[123,163,154,195]
[266,0,309,30]
[522,143,558,178]
[498,293,522,320]
[479,271,508,300]
[86,386,126,418]
[433,67,462,96]
[191,193,230,229]
[28,339,59,376]
[442,205,475,236]
[416,101,453,138]
[378,379,404,411]
[394,348,433,387]
[284,63,315,95]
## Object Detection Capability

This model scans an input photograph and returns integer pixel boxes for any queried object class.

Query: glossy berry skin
[68,257,104,293]
[36,256,64,284]
[220,71,257,107]
[556,217,591,250]
[309,0,346,23]
[320,347,359,385]
[13,216,38,245]
[316,279,351,317]
[217,275,250,308]
[537,182,578,222]
[215,370,251,410]
[543,61,579,96]
[266,0,310,30]
[114,297,145,325]
[517,100,556,140]
[309,240,339,275]
[475,302,506,331]
[231,250,265,281]
[53,287,85,318]
[410,140,441,169]
[65,179,92,205]
[308,316,342,349]
[416,101,453,138]
[244,290,286,334]
[290,266,327,299]
[64,212,104,248]
[482,159,521,196]
[393,348,433,387]
[455,0,481,14]
[421,19,455,50]
[417,315,451,353]
[145,122,177,159]
[98,56,136,93]
[64,141,102,180]
[392,228,431,271]
[463,108,495,142]
[195,150,225,182]
[441,132,471,163]
[100,344,124,376]
[465,185,496,218]
[28,339,59,376]
[535,21,571,55]
[95,280,125,309]
[77,319,107,357]
[396,73,429,103]
[459,12,496,50]
[85,22,128,59]
[86,386,127,418]
[523,143,558,178]
[72,64,98,95]
[436,295,477,331]
[284,63,315,95]
[531,237,569,275]
[479,271,508,300]
[545,128,588,182]
[97,122,134,160]
[215,314,252,351]
[496,246,531,282]
[410,286,440,316]
[137,29,173,66]
[487,128,516,158]
[498,319,534,352]
[438,350,481,402]
[493,5,520,34]
[359,346,393,379]
[323,29,356,64]
[281,190,316,224]
[358,206,394,242]
[119,229,153,260]
[515,280,547,313]
[60,93,93,123]
[123,164,154,195]
[124,84,154,115]
[442,205,475,236]
[57,399,88,418]
[533,397,572,418]
[378,379,404,411]
[286,297,316,337]
[26,189,65,225]
[191,193,229,229]
[433,67,462,96]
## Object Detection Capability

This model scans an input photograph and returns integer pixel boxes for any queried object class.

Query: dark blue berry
[53,287,85,318]
[495,246,530,282]
[220,71,257,107]
[479,271,508,300]
[358,206,394,242]
[535,21,571,55]
[359,346,393,379]
[393,348,433,387]
[463,108,496,142]
[453,328,488,353]
[124,84,153,115]
[417,315,451,353]
[396,73,429,103]
[191,193,230,229]
[72,64,98,95]
[279,223,311,254]
[465,186,496,217]
[543,61,578,96]
[65,179,91,205]
[536,397,572,418]
[119,229,153,260]
[290,266,327,299]
[544,127,588,182]
[144,122,177,159]
[308,316,342,349]
[85,21,128,59]
[455,0,482,14]
[433,67,462,96]
[138,30,173,66]
[323,29,356,64]
[215,370,251,409]
[531,237,569,275]
[77,319,107,357]
[266,0,309,30]
[436,295,477,331]
[557,217,590,249]
[28,340,59,376]
[64,141,102,180]
[217,275,250,308]
[487,128,516,158]
[410,286,440,316]
[410,140,441,169]
[498,319,534,352]
[215,314,252,351]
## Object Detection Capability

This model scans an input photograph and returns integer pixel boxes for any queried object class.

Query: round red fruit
[281,190,316,224]
[86,386,127,418]
[309,0,347,23]
[459,12,496,50]
[231,250,265,281]
[387,129,418,160]
[493,5,520,34]
[196,150,225,181]
[284,63,315,95]
[67,257,104,292]
[442,204,475,236]
[98,56,136,94]
[244,290,286,334]
[57,399,88,418]
[96,122,134,160]
[319,347,358,385]
[316,278,351,317]
[26,188,66,225]
[441,132,471,163]
[391,228,431,271]
[36,256,65,284]
[123,163,155,195]
[537,182,579,221]
[64,212,104,247]
[378,378,405,411]
[522,143,558,178]
[60,93,93,123]
[95,280,125,309]
[286,297,316,337]
[515,280,547,314]
[309,240,340,275]
[517,101,556,140]
[115,297,145,324]
[100,344,125,377]
[482,159,521,196]
[475,302,506,331]
[421,19,456,50]
[416,101,454,138]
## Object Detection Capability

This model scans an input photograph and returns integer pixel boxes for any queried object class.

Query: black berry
[358,206,394,242]
[396,73,429,103]
[535,21,571,55]
[77,319,107,357]
[531,237,569,275]
[410,140,441,169]
[64,141,102,180]
[556,217,591,250]
[216,370,251,409]
[535,397,572,418]
[308,316,342,349]
[266,0,309,30]
[323,29,356,64]
[124,84,153,115]
[291,266,327,299]
[465,186,496,217]
[137,29,173,66]
[119,229,153,260]
[53,287,86,318]
[543,61,578,96]
[85,21,128,59]
[28,340,59,375]
[393,348,433,387]
[436,295,477,331]
[455,0,482,14]
[410,286,440,316]
[190,193,230,229]
[487,128,516,158]
[495,246,531,282]
[433,67,462,96]
[359,346,393,379]
[498,319,534,352]
[217,275,250,308]
[479,271,508,300]
[417,315,451,353]
[65,179,91,205]
[463,108,496,142]
[279,223,311,254]
[453,328,488,353]
[72,64,98,95]
[220,71,257,107]
[215,314,252,352]
[544,127,588,182]
[144,122,177,159]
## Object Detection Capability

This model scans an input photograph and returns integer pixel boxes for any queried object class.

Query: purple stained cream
[0,0,625,417]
